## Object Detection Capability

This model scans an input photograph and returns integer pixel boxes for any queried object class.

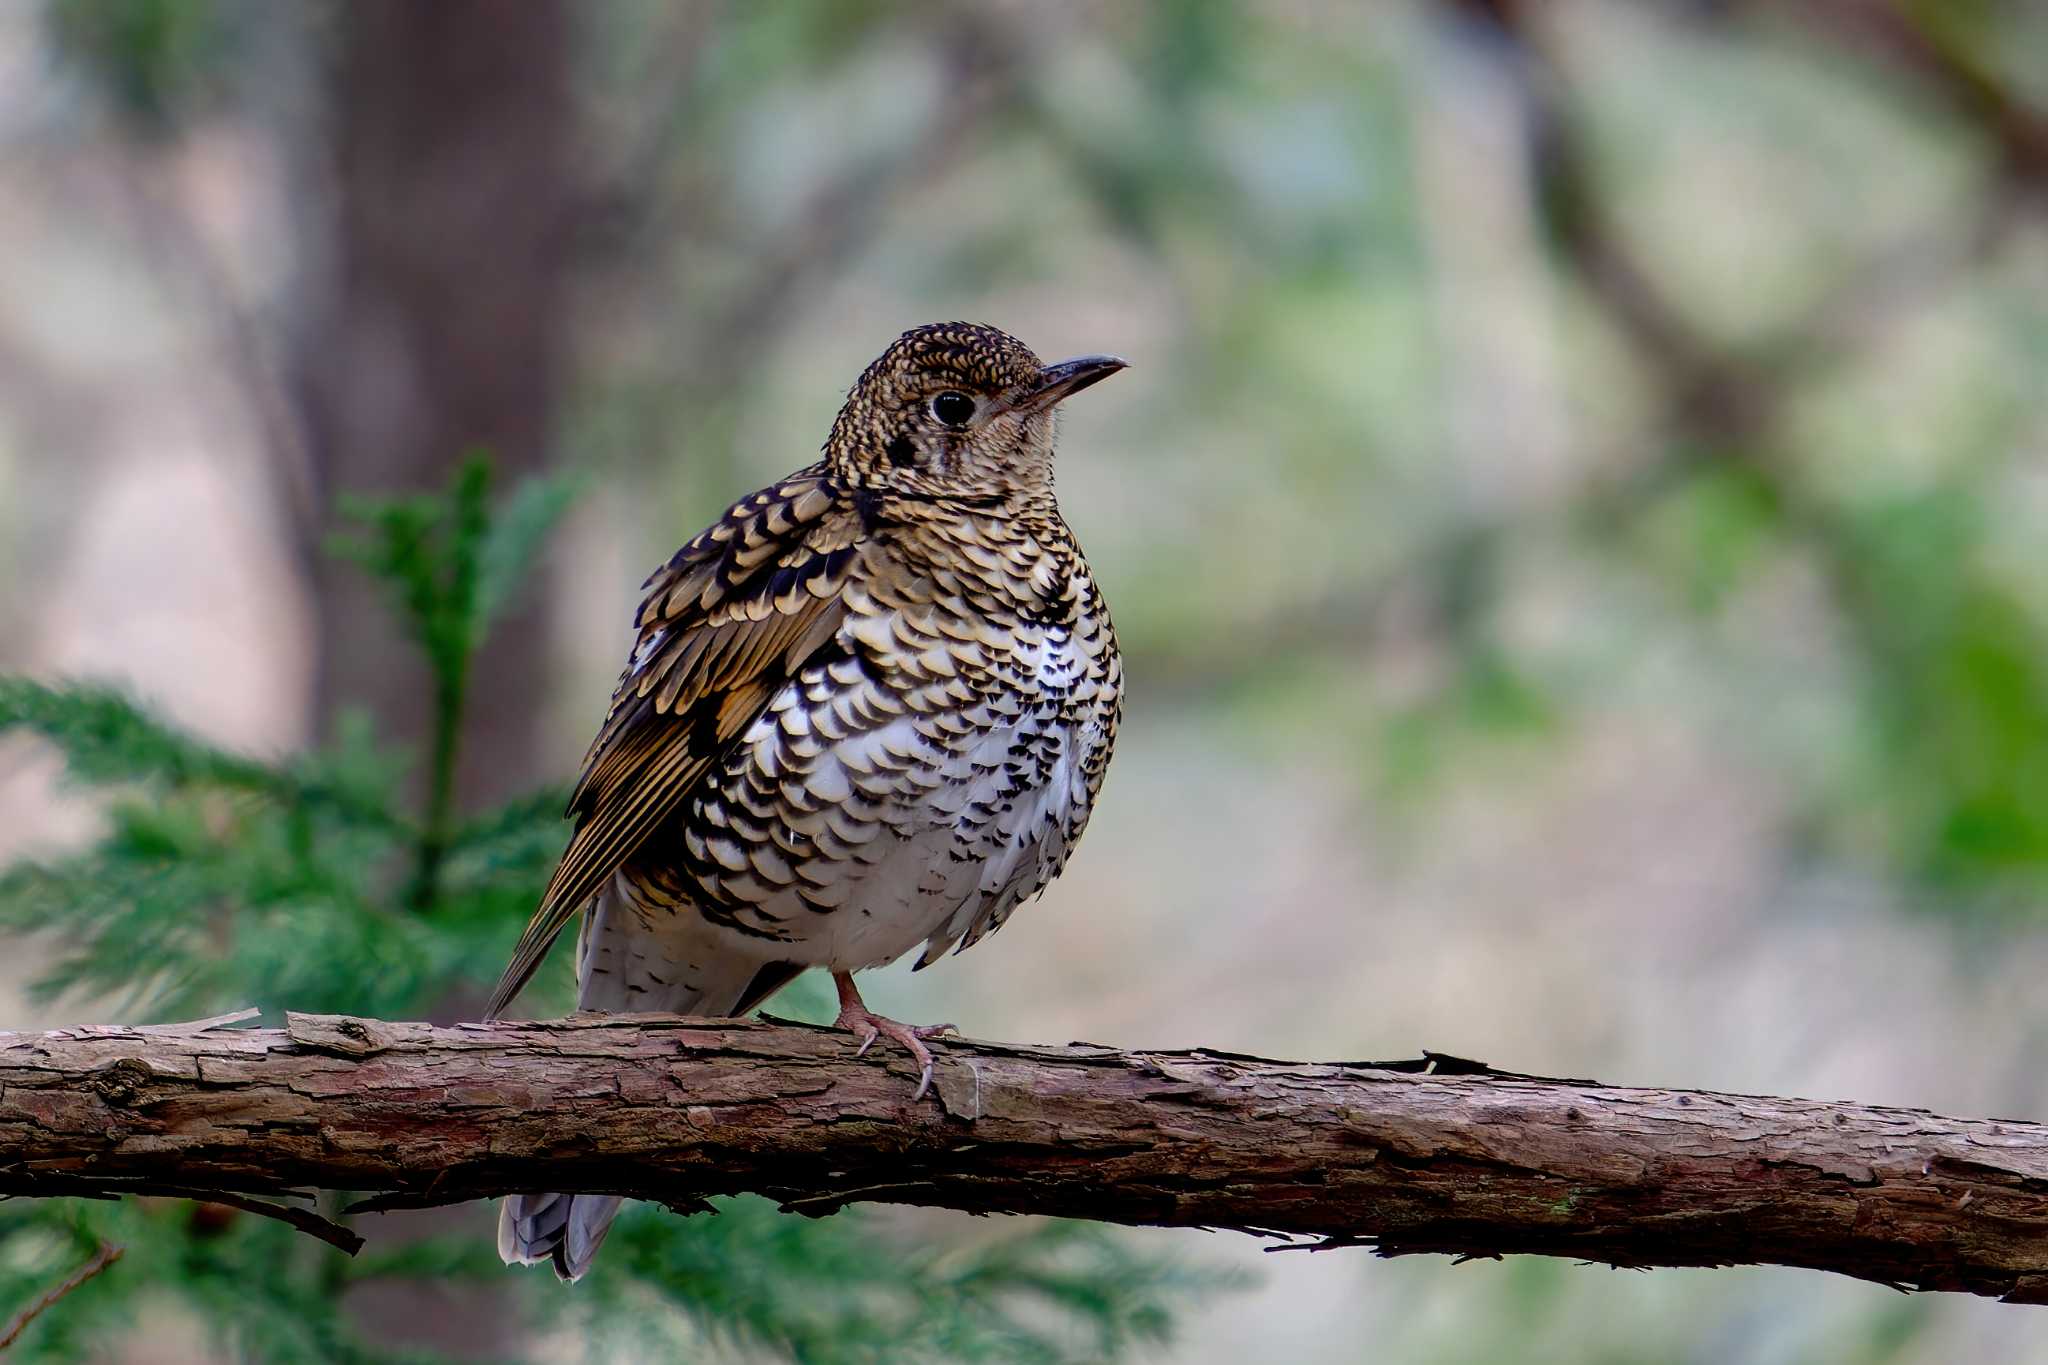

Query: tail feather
[499,1192,624,1282]
[496,880,802,1279]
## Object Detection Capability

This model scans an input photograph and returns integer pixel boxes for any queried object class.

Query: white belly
[682,698,1080,972]
[776,709,1082,971]
[668,607,1110,974]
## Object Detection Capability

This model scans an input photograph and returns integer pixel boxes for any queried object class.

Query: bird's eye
[929,391,976,428]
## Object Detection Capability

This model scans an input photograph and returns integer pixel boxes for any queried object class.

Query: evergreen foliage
[0,461,1225,1362]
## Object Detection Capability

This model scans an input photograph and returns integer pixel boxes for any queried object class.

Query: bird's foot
[831,972,955,1100]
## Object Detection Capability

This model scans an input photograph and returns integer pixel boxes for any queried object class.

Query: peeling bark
[1,1013,2044,1303]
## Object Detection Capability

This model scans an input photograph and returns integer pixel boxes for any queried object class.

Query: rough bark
[2,1013,2045,1303]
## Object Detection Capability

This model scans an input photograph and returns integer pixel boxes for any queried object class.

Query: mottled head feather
[825,323,1061,499]
[856,322,1047,396]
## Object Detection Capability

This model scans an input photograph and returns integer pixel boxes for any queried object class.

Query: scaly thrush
[490,322,1126,1279]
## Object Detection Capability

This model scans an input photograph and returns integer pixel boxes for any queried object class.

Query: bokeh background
[4,0,2048,1360]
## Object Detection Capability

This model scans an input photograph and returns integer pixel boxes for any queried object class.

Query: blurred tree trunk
[297,0,574,808]
[289,5,576,1356]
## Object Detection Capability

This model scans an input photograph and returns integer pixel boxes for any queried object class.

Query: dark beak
[1017,354,1128,414]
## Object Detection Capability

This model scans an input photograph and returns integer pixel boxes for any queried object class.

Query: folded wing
[484,470,864,1019]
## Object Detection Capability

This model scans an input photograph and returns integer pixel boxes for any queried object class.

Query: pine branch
[3,1012,2046,1303]
[0,679,401,830]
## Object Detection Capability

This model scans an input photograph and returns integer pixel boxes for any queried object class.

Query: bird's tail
[499,1192,623,1281]
[495,881,800,1280]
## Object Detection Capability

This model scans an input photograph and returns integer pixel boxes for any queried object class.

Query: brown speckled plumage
[492,323,1125,1279]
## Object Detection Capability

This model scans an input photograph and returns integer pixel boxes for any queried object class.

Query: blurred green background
[2,0,2047,1360]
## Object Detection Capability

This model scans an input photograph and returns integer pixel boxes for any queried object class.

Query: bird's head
[824,322,1126,501]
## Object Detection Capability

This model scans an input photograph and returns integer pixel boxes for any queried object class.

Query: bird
[488,321,1126,1280]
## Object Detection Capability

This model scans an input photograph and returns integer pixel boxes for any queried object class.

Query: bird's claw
[832,1002,955,1101]
[903,1024,957,1100]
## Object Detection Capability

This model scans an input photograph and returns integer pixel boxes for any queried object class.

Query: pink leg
[831,972,956,1100]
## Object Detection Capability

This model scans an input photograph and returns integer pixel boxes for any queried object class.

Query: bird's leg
[831,972,955,1100]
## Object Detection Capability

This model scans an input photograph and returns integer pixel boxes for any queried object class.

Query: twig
[1784,0,2048,185]
[126,1006,263,1033]
[0,1242,124,1351]
[135,1188,365,1257]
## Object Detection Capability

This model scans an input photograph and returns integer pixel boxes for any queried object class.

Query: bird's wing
[484,470,865,1018]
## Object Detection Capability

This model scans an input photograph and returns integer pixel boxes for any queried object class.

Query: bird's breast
[644,576,1117,964]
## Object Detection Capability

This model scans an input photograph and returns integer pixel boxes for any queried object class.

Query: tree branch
[0,1241,123,1351]
[3,1013,2046,1303]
